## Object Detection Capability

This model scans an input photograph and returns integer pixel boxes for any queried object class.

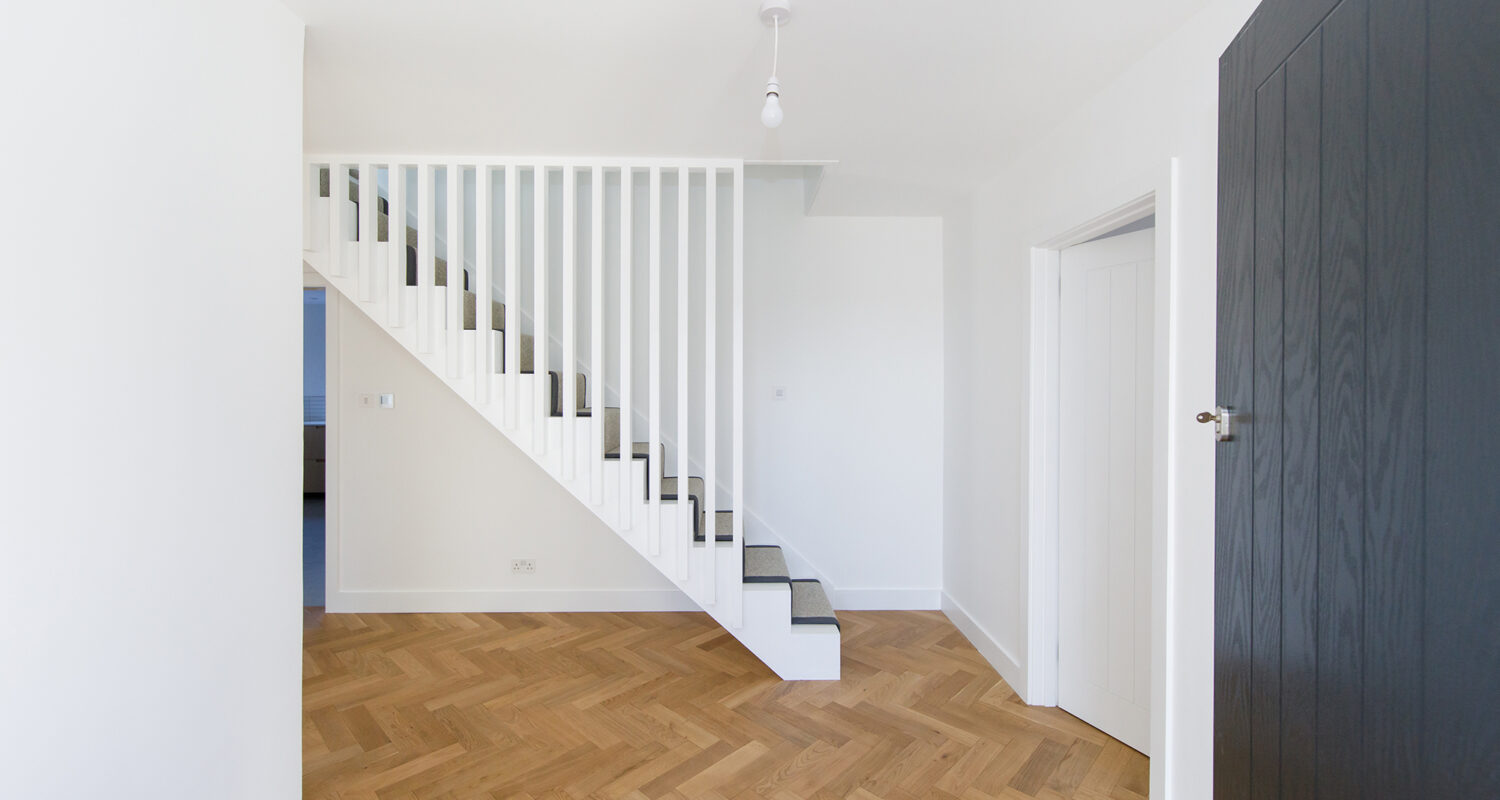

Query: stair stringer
[305,247,840,680]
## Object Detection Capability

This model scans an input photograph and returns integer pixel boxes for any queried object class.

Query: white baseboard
[325,588,700,614]
[834,587,942,610]
[942,592,1028,699]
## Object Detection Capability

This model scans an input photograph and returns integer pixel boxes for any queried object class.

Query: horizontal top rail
[305,155,742,170]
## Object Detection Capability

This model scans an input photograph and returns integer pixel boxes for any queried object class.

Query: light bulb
[761,93,783,128]
[761,78,783,129]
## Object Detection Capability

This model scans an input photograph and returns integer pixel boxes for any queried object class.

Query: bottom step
[790,580,839,630]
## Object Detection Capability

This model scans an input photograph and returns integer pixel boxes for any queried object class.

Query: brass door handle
[1197,406,1234,441]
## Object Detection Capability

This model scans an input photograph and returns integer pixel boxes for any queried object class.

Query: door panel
[1424,1,1500,794]
[1216,0,1500,797]
[1277,35,1320,800]
[1059,228,1154,755]
[1248,62,1284,797]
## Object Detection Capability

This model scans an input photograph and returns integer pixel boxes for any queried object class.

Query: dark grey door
[1215,0,1499,797]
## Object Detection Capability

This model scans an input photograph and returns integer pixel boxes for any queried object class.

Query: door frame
[1025,161,1177,761]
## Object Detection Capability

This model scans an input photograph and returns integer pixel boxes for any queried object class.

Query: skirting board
[942,592,1029,700]
[834,588,942,611]
[327,589,700,614]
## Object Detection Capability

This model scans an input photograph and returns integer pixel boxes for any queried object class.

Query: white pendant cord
[759,4,786,128]
[771,17,779,80]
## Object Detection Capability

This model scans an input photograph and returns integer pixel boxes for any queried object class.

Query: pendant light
[760,1,790,129]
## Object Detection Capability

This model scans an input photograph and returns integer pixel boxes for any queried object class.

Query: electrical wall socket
[510,559,536,575]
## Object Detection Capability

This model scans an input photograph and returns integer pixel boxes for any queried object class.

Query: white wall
[325,293,693,611]
[0,2,305,797]
[942,1,1258,798]
[745,172,946,609]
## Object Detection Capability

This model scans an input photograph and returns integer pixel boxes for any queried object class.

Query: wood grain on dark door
[1215,0,1499,797]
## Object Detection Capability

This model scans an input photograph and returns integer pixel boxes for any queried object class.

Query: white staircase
[302,157,840,680]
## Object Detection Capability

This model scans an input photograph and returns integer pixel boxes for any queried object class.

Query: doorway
[1057,223,1155,754]
[1025,185,1174,768]
[303,287,327,608]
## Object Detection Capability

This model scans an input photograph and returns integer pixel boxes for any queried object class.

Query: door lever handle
[1197,406,1234,441]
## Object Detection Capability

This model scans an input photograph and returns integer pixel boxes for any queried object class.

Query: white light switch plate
[379,393,395,409]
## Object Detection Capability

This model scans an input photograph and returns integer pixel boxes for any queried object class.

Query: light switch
[379,393,395,409]
[772,386,787,401]
[358,394,376,408]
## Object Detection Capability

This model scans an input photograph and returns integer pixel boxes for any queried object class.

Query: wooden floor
[303,610,1147,799]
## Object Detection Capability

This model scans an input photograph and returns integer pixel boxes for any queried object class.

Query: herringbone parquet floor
[303,609,1148,800]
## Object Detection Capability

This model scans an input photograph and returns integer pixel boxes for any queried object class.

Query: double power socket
[510,559,537,575]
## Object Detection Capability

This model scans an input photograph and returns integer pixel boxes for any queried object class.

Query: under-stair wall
[322,289,695,611]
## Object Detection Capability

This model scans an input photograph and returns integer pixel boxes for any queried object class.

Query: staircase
[303,158,839,680]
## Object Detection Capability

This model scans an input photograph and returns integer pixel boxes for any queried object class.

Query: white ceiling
[290,0,1213,215]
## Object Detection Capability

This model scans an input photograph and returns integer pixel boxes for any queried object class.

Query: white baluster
[327,162,344,277]
[731,164,745,628]
[648,167,662,557]
[562,166,577,481]
[475,165,492,404]
[505,164,519,429]
[703,168,717,606]
[533,165,548,453]
[619,167,634,531]
[387,164,405,328]
[590,166,605,506]
[447,163,463,378]
[417,165,434,354]
[677,166,691,582]
[358,162,375,302]
[304,162,316,252]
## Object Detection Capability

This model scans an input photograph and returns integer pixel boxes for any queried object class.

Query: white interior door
[1057,226,1154,754]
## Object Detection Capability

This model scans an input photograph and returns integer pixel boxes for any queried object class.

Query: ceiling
[290,0,1214,215]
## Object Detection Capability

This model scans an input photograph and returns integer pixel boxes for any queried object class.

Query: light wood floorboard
[303,609,1148,799]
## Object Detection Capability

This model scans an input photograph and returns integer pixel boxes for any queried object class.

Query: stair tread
[461,290,507,332]
[744,546,789,583]
[660,476,705,498]
[693,509,733,544]
[546,372,590,416]
[485,329,535,374]
[605,442,657,460]
[790,580,839,629]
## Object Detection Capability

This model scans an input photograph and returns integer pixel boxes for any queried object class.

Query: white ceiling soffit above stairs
[288,0,1216,216]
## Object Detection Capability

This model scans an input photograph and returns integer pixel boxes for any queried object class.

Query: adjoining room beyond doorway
[304,288,326,608]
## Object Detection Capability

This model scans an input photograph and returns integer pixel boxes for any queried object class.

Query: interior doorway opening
[1056,219,1156,754]
[1025,177,1176,775]
[304,287,327,608]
